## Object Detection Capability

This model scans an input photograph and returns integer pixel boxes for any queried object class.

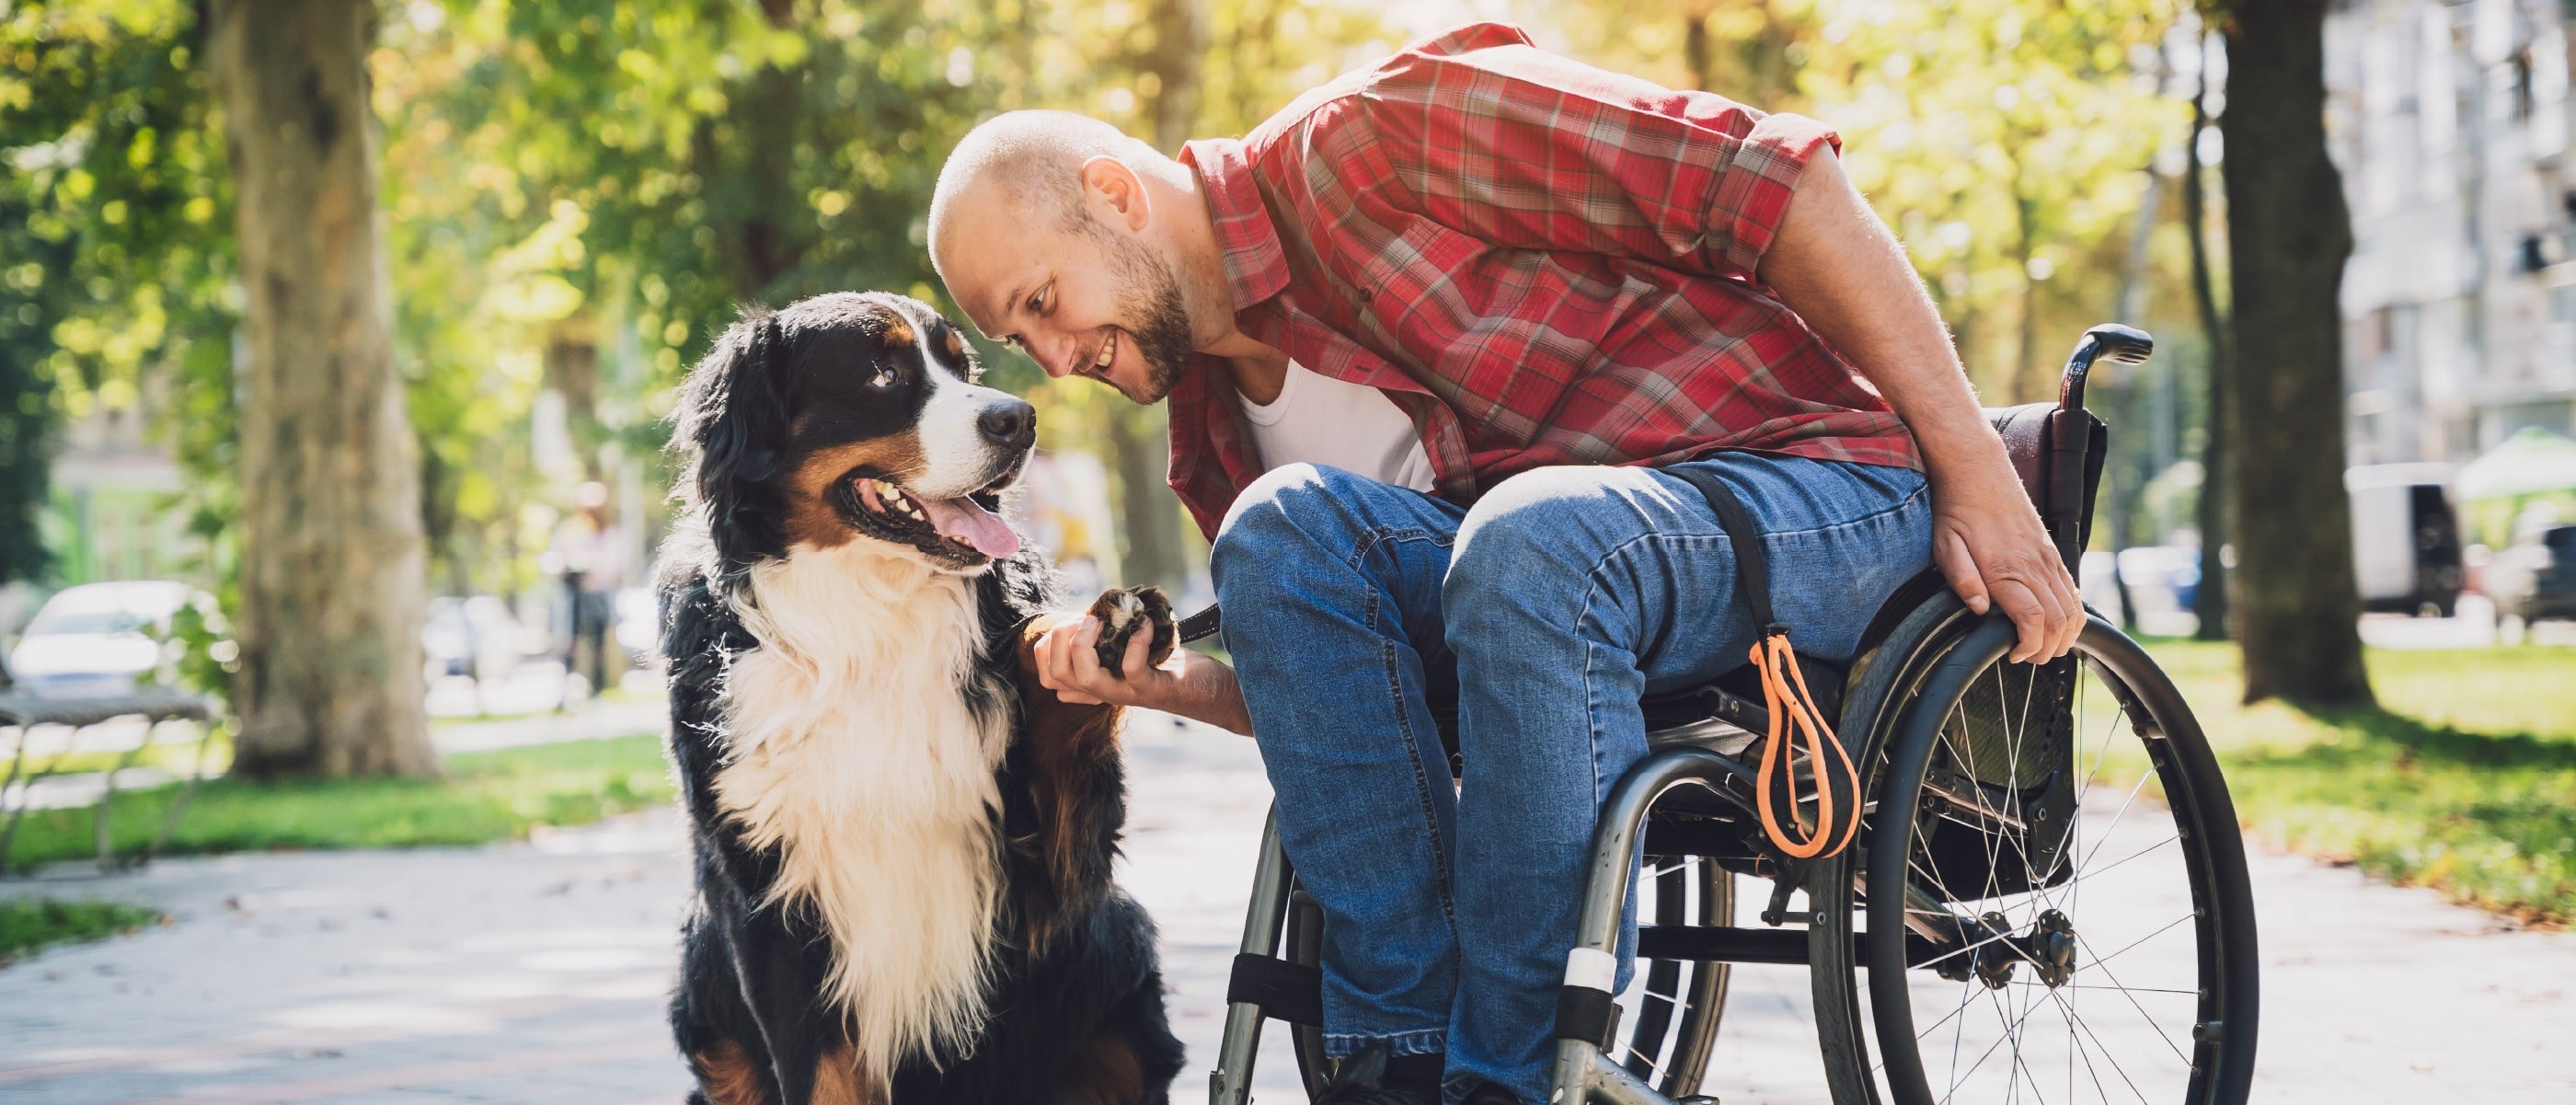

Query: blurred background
[1,1,2572,1101]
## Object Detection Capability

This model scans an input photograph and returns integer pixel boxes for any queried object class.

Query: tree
[209,0,436,776]
[2182,30,2232,641]
[0,2,237,589]
[2215,0,2370,706]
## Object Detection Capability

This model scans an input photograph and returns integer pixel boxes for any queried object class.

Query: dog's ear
[673,308,792,589]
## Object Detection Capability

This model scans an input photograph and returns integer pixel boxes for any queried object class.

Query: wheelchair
[1203,325,2260,1105]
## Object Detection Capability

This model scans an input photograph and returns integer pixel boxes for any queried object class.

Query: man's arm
[1756,148,2081,663]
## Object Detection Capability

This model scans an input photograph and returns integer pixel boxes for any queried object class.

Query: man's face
[939,192,1194,406]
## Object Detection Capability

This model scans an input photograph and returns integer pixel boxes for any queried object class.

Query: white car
[6,581,213,698]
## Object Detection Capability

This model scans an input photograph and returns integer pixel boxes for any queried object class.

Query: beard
[1096,221,1195,405]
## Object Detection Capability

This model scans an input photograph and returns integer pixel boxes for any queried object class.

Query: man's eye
[1028,288,1047,314]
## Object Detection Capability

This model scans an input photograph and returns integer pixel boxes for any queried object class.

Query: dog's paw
[1087,586,1176,677]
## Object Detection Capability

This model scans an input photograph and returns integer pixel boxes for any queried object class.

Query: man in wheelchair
[930,23,2083,1105]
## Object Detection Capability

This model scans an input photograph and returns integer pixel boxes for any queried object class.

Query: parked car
[421,595,528,685]
[6,581,212,697]
[2113,545,2202,616]
[2347,464,2466,616]
[2488,524,2576,627]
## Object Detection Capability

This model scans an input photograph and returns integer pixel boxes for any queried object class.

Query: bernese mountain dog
[656,291,1185,1104]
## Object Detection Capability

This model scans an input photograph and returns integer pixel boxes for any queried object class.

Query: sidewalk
[1,712,2570,1103]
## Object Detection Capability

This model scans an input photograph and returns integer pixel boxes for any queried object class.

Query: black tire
[1811,588,1984,1105]
[1860,616,2259,1105]
[1281,845,1737,1099]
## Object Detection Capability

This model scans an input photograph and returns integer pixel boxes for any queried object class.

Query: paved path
[2,712,2570,1103]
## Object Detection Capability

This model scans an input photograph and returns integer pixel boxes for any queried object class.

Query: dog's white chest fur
[713,545,1008,1067]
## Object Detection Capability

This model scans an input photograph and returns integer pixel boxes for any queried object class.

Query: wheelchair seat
[1639,653,1846,754]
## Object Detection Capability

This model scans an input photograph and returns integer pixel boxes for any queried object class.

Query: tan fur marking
[693,1041,769,1105]
[1057,1031,1147,1105]
[881,317,914,346]
[941,328,966,360]
[811,1043,877,1105]
[780,434,929,550]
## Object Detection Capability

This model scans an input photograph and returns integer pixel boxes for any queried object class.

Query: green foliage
[0,898,162,962]
[0,1,236,585]
[1559,0,2190,404]
[3,733,671,870]
[2148,639,2576,923]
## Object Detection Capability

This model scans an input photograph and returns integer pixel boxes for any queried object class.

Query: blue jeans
[1209,455,1933,1103]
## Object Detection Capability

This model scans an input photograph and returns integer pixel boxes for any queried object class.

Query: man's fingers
[1990,578,2054,664]
[1935,528,1991,615]
[1121,623,1153,680]
[2037,556,2081,658]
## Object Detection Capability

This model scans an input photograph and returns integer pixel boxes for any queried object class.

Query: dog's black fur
[658,292,1184,1104]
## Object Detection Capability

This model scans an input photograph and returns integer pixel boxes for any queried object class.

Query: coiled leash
[1665,466,1865,860]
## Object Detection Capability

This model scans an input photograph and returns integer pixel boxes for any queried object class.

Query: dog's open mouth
[845,466,1022,562]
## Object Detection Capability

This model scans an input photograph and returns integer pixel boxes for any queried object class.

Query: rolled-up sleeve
[1706,109,1841,277]
[1353,22,1841,281]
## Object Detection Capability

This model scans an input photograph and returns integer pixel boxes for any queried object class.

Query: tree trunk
[2219,0,2371,706]
[2186,33,2235,642]
[211,0,437,777]
[1100,0,1205,593]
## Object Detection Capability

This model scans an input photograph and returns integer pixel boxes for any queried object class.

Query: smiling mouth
[1080,329,1118,380]
[843,466,1023,562]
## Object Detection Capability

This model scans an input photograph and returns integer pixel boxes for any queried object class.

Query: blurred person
[550,481,629,704]
[929,23,2079,1105]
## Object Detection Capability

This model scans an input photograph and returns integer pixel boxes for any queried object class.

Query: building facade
[2329,0,2576,466]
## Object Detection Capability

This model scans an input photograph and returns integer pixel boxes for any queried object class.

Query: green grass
[0,899,164,963]
[2143,640,2576,924]
[3,735,672,873]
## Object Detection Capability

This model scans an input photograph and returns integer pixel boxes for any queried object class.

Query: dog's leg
[696,886,855,1105]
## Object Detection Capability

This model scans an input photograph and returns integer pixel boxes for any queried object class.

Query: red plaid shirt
[1167,22,1919,538]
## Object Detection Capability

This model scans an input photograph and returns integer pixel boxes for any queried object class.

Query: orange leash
[1749,630,1863,859]
[1660,463,1866,860]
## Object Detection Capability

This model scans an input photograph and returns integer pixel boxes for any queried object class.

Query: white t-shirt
[1241,361,1437,492]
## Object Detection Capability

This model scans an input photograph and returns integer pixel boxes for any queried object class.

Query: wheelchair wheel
[1615,854,1734,1096]
[1860,616,2258,1105]
[1282,859,1735,1100]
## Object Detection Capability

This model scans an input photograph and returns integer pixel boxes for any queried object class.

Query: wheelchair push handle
[2056,323,2153,413]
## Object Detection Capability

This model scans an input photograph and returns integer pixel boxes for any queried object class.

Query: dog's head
[672,292,1036,583]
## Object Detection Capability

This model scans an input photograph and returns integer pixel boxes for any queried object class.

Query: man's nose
[978,398,1036,450]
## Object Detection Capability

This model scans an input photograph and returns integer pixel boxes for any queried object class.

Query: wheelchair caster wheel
[1677,1097,1721,1105]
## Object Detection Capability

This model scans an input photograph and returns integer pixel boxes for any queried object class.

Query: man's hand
[1030,611,1253,733]
[1929,470,2083,663]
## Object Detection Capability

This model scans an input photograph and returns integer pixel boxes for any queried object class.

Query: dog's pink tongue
[918,495,1020,559]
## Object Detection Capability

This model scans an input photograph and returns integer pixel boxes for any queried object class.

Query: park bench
[0,646,216,874]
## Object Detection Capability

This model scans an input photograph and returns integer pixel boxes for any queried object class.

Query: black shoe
[1455,1079,1524,1105]
[1316,1047,1439,1105]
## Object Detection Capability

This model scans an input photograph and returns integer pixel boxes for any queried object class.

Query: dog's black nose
[978,399,1035,449]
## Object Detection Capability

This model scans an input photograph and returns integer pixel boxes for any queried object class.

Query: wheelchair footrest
[1636,925,1811,965]
[1226,952,1325,1027]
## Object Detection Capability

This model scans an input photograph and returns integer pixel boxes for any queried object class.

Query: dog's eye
[868,364,898,388]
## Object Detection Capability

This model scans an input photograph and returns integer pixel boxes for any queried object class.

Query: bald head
[929,111,1156,272]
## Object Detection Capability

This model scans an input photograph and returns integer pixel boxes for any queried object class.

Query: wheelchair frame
[1204,326,2257,1105]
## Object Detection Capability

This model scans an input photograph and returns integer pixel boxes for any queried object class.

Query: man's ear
[1079,155,1151,232]
[673,308,792,589]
